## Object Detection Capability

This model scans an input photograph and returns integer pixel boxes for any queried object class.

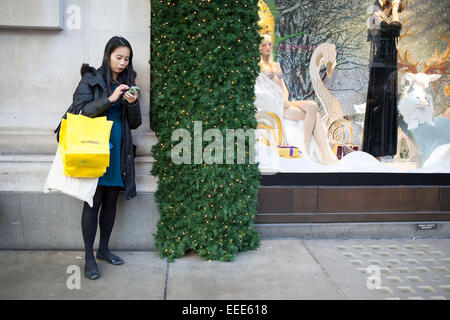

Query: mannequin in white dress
[258,34,337,165]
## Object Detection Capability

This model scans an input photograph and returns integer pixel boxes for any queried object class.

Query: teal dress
[98,83,124,187]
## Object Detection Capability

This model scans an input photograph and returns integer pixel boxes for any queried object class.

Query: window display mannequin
[258,33,338,165]
[363,0,406,159]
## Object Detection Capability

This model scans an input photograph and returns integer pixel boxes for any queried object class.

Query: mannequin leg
[290,101,318,156]
[312,113,338,165]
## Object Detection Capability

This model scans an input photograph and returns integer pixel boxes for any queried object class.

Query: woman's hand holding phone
[108,84,129,103]
[123,86,139,104]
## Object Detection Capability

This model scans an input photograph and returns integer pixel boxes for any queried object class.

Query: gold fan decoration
[258,0,275,40]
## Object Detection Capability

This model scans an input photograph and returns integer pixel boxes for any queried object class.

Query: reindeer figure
[397,32,450,168]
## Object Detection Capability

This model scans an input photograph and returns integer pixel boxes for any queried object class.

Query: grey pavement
[0,239,449,300]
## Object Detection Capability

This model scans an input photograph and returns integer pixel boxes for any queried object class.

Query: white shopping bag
[44,146,98,207]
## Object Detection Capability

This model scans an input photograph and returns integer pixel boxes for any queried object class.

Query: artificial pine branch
[150,0,261,262]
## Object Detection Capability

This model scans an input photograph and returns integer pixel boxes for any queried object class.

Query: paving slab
[166,240,345,300]
[0,251,166,300]
[303,239,450,300]
[1,239,449,300]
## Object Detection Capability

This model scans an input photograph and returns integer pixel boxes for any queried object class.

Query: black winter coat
[55,64,142,200]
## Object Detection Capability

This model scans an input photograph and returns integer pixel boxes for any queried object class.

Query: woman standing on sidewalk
[55,36,142,279]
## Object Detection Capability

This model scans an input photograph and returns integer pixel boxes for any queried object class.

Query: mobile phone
[128,86,140,95]
[123,86,140,101]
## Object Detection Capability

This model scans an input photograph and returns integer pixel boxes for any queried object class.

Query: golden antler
[398,21,417,43]
[422,32,450,75]
[398,48,419,74]
[397,21,418,74]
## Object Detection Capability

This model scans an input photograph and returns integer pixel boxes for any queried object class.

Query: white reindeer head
[404,73,441,95]
[398,72,441,131]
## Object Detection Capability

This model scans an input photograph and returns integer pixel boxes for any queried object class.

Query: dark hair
[99,36,137,95]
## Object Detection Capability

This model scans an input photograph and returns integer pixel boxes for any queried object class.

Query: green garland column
[151,0,261,262]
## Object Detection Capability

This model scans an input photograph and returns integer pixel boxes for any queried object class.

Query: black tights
[81,185,121,261]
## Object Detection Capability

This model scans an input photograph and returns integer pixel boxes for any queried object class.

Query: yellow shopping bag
[59,113,113,178]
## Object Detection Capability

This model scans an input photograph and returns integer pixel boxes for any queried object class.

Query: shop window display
[254,0,449,173]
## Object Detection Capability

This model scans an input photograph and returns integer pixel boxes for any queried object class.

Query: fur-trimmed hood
[80,63,97,76]
[79,63,107,89]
